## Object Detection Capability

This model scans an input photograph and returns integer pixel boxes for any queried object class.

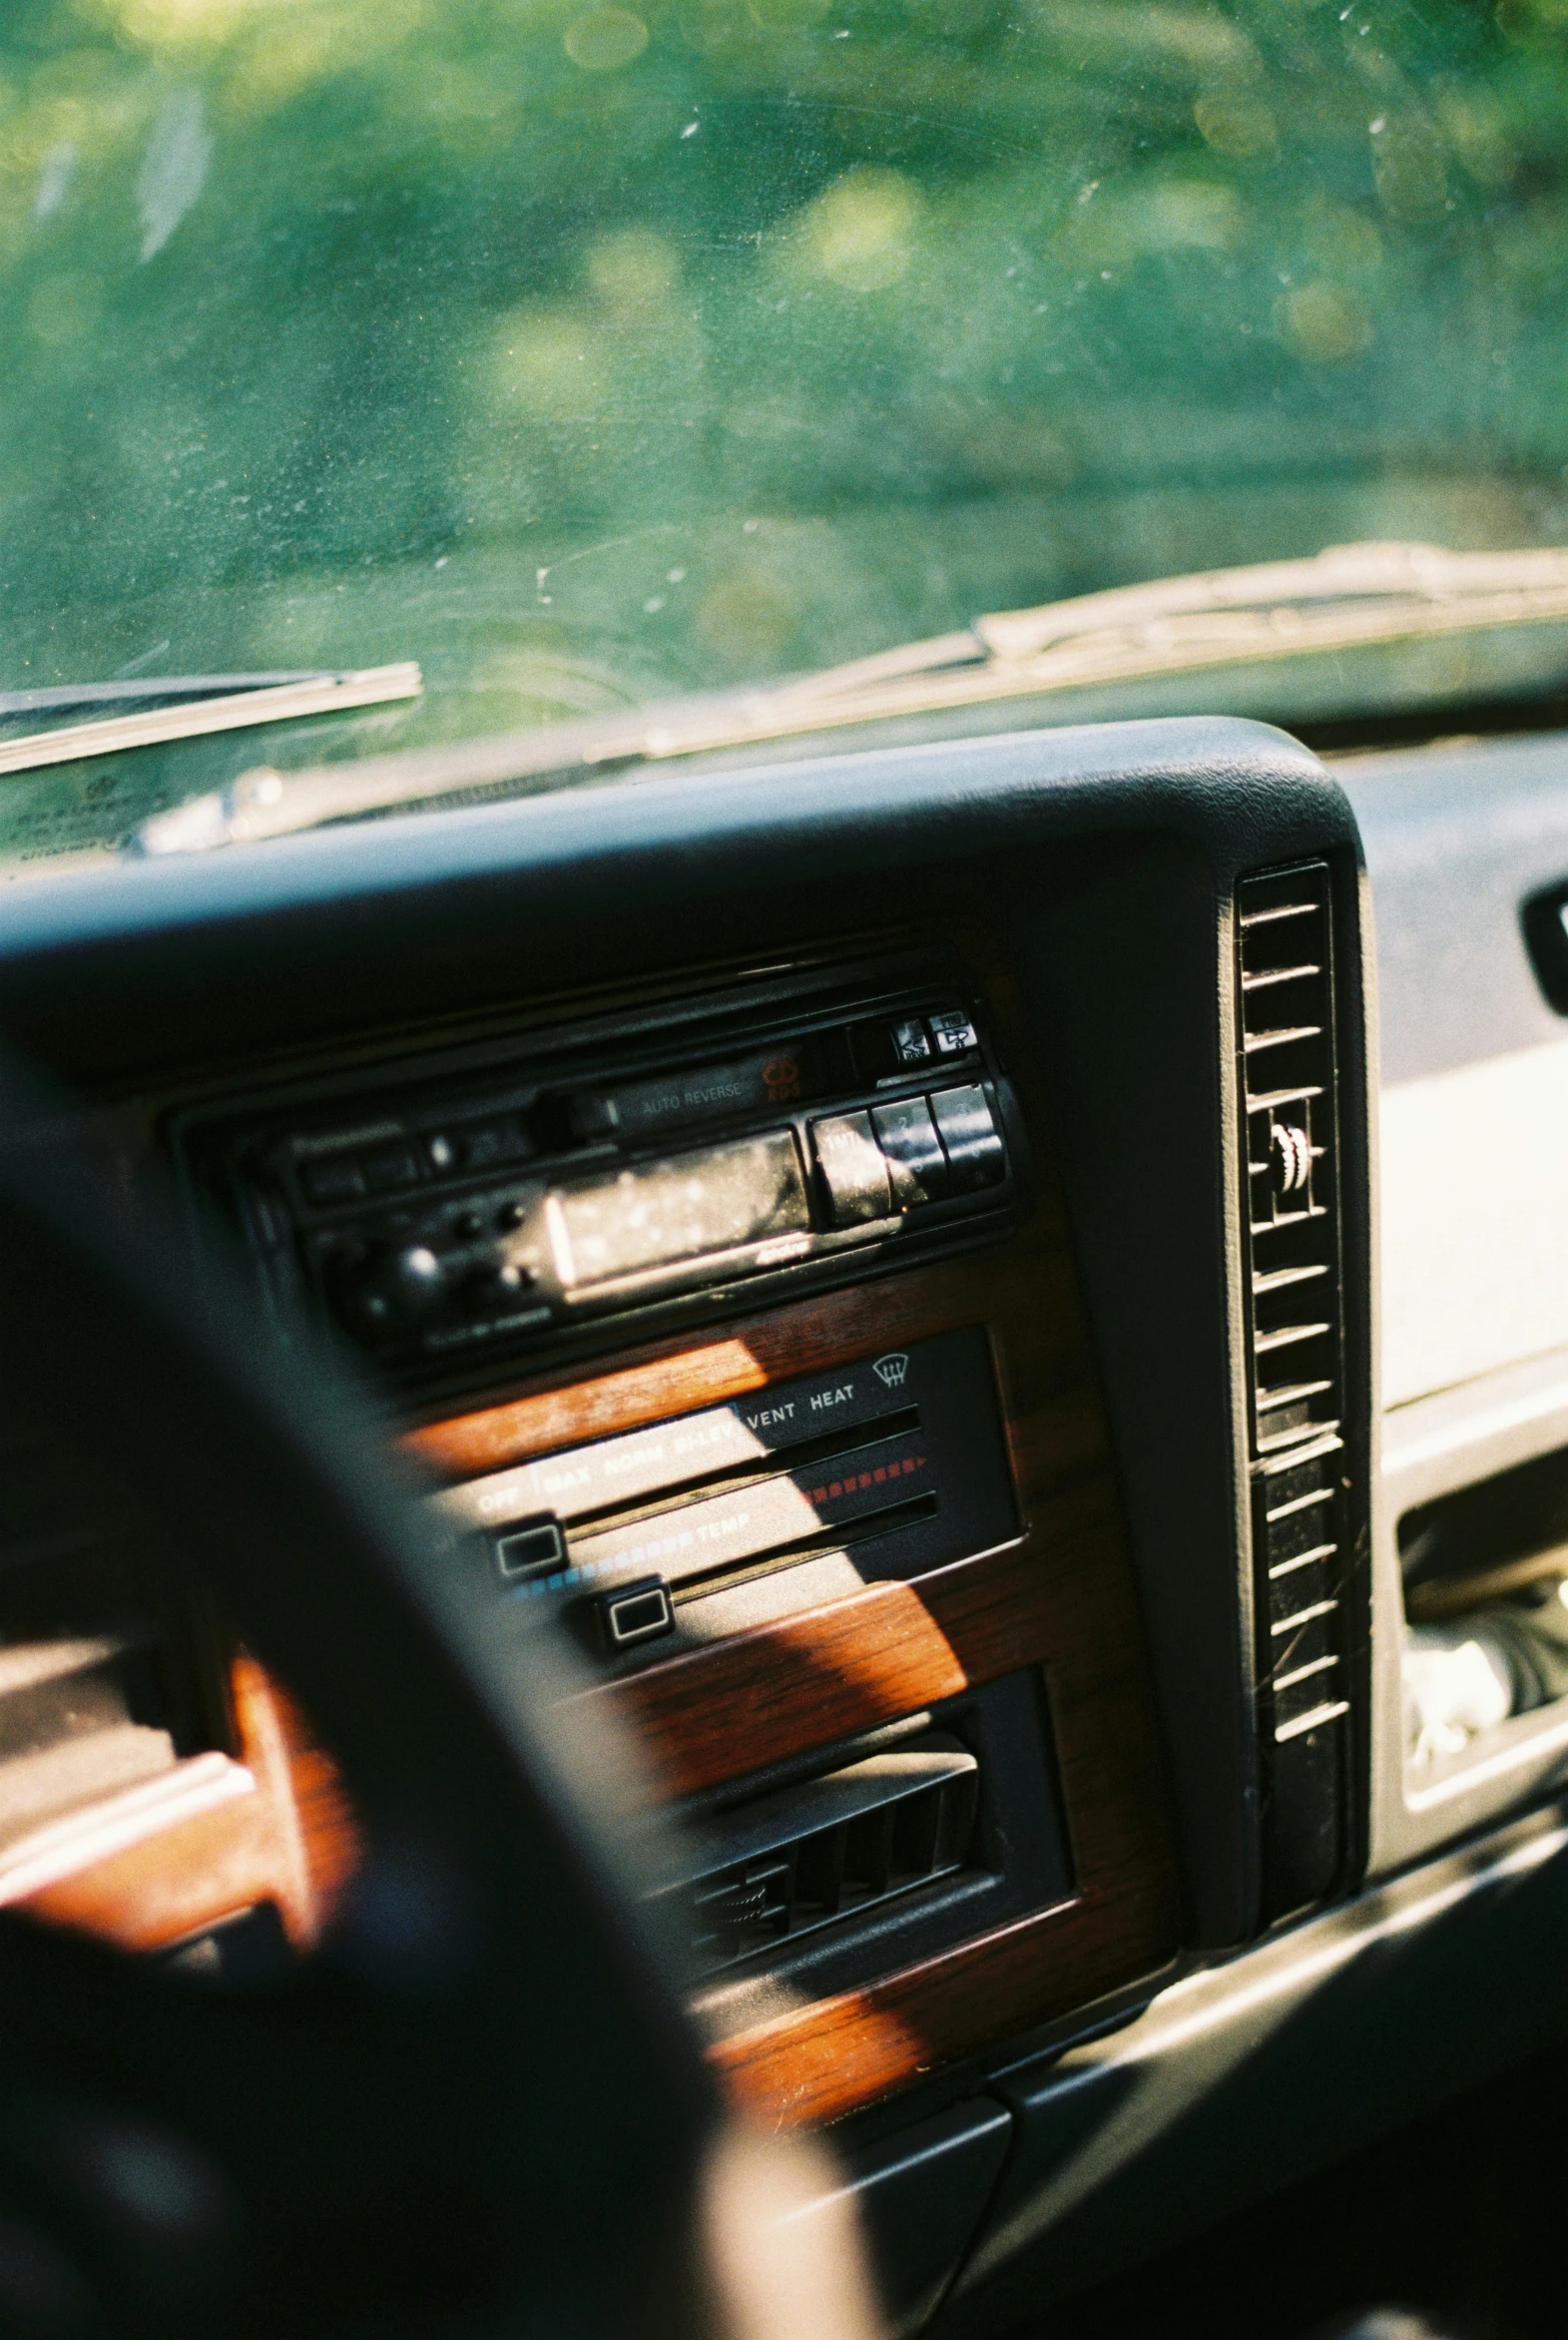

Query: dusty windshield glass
[3,0,1568,867]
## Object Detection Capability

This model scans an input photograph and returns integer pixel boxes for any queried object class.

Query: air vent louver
[659,1740,980,1977]
[1237,863,1353,1920]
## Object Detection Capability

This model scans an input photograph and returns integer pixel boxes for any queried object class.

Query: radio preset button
[567,1092,620,1142]
[928,1009,979,1057]
[300,1156,364,1207]
[871,1097,949,1208]
[339,1240,450,1338]
[469,1260,534,1304]
[461,1120,527,1170]
[929,1085,1006,1193]
[812,1111,892,1226]
[360,1142,421,1192]
[890,1017,933,1067]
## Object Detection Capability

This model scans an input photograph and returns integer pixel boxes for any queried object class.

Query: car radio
[180,962,1026,1392]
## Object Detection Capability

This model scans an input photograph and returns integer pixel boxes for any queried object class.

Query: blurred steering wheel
[0,1064,876,2340]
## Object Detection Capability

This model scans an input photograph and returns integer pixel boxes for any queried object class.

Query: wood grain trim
[414,1248,1180,2125]
[708,1875,1177,2127]
[17,1657,359,1957]
[228,1655,361,1946]
[692,1463,1178,2125]
[399,1235,1090,1484]
[600,1491,1107,1801]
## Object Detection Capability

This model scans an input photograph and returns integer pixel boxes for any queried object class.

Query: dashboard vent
[658,1739,980,1977]
[1237,862,1352,1920]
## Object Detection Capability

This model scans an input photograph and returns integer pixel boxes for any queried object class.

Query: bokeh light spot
[794,167,920,292]
[564,9,649,71]
[1194,89,1278,157]
[586,226,678,316]
[1280,282,1373,362]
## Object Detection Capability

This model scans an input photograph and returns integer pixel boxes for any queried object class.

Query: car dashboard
[3,711,1568,2335]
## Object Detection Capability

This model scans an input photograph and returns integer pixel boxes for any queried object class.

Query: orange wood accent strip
[228,1655,361,1947]
[599,1500,1106,1800]
[399,1238,1091,1485]
[708,1876,1177,2130]
[22,1769,289,1954]
[18,1657,360,1957]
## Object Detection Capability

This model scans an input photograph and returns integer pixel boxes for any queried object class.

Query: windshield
[4,0,1568,868]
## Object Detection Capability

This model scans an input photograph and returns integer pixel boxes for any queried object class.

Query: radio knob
[388,1243,447,1305]
[342,1242,448,1338]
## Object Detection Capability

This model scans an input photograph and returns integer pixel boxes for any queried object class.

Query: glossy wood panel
[603,1488,1109,1801]
[17,1656,358,1956]
[402,1233,1096,1488]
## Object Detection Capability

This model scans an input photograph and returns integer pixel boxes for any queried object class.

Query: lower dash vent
[658,1737,980,1977]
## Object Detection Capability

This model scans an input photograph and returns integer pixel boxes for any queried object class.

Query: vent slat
[1270,1597,1339,1636]
[1276,1698,1350,1744]
[1258,1428,1342,1475]
[1256,1378,1334,1413]
[1266,1484,1335,1522]
[1254,1263,1330,1296]
[1246,1083,1325,1111]
[1239,901,1319,928]
[1243,1023,1324,1054]
[1268,1540,1339,1579]
[1258,1418,1340,1456]
[1243,963,1323,990]
[1274,1652,1339,1693]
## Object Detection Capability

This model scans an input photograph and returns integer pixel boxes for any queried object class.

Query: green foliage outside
[2,0,1568,863]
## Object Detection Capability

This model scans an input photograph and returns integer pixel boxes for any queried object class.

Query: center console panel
[167,944,1184,2125]
[327,943,1184,2130]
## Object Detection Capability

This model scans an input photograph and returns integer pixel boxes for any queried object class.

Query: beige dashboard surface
[1382,1034,1568,1408]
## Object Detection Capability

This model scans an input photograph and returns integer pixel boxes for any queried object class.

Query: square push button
[300,1155,365,1207]
[871,1096,949,1208]
[598,1575,674,1650]
[889,1017,933,1067]
[928,1009,978,1057]
[494,1515,567,1583]
[929,1085,1006,1194]
[812,1111,892,1226]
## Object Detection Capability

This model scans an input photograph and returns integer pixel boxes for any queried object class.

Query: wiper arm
[130,540,1568,855]
[0,663,421,779]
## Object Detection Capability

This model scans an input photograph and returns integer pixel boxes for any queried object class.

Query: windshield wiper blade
[0,663,421,779]
[130,541,1568,855]
[0,672,331,720]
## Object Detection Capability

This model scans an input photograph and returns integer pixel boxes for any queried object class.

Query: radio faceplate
[180,962,1025,1395]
